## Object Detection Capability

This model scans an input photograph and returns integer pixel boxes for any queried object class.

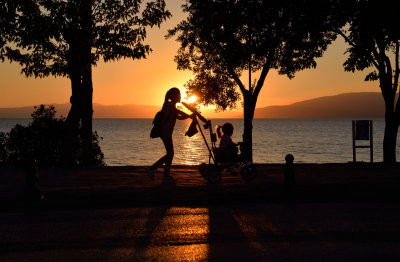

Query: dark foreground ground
[1,163,400,261]
[1,163,400,208]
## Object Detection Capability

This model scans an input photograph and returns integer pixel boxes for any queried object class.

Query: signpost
[352,120,373,163]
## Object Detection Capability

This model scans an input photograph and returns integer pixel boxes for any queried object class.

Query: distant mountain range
[254,92,385,118]
[0,92,386,119]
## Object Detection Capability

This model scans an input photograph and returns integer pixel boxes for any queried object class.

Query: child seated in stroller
[215,123,240,174]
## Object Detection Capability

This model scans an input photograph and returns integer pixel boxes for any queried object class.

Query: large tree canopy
[0,0,19,60]
[168,0,346,161]
[338,0,400,163]
[6,0,171,77]
[4,0,171,166]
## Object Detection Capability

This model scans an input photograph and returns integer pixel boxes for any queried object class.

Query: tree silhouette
[168,0,346,161]
[338,0,400,163]
[4,0,170,166]
[0,0,19,60]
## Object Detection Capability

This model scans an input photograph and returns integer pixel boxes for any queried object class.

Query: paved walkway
[1,163,400,209]
[2,203,400,261]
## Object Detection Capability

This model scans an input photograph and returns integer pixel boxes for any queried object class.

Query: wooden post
[370,120,373,163]
[352,120,356,162]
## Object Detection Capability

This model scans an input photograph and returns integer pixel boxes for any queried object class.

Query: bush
[0,105,105,168]
[0,132,8,168]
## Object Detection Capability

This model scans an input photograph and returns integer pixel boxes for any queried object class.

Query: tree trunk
[242,93,256,162]
[381,77,399,164]
[61,71,81,167]
[81,64,93,166]
[383,112,399,163]
[80,0,94,166]
[61,0,94,167]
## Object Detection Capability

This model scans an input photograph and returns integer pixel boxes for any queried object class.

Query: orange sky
[0,0,379,109]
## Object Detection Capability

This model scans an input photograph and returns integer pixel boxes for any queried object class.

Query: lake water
[1,118,398,165]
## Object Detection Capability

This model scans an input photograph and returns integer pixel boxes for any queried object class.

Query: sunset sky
[0,0,379,110]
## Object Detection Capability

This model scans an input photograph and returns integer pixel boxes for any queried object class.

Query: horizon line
[0,91,382,109]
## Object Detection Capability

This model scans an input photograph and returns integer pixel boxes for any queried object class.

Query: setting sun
[187,95,198,104]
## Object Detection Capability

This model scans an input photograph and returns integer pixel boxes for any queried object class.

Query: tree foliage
[0,0,19,60]
[168,0,345,111]
[340,0,399,79]
[338,0,400,162]
[5,0,171,78]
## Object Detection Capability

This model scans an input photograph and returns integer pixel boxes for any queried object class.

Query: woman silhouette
[147,88,192,179]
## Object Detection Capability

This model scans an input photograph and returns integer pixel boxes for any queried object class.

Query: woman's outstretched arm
[176,108,192,120]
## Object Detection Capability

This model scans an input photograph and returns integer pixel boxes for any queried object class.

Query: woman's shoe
[146,167,155,180]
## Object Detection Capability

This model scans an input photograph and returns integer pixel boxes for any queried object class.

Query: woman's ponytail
[162,90,170,111]
[162,87,181,110]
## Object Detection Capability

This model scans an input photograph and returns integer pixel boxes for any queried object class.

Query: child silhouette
[147,88,192,179]
[216,122,239,174]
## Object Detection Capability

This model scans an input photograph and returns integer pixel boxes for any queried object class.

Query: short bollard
[284,154,295,192]
[24,159,44,202]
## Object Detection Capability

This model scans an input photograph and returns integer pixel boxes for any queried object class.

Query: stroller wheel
[240,162,258,182]
[198,163,209,180]
[198,163,221,183]
[207,165,222,183]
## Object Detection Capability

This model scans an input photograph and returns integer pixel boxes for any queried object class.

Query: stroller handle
[181,102,208,124]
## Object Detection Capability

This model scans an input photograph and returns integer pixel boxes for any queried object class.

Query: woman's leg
[151,136,174,175]
[162,136,174,176]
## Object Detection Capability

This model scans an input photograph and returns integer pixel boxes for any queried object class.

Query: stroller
[182,102,258,183]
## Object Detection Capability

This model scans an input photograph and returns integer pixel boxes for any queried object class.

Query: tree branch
[374,37,395,107]
[228,66,247,95]
[337,29,356,47]
[253,51,274,99]
[393,41,399,95]
[384,55,393,82]
[370,45,381,70]
[374,38,389,94]
[394,41,400,116]
[338,29,380,69]
[368,42,380,69]
[376,37,389,73]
